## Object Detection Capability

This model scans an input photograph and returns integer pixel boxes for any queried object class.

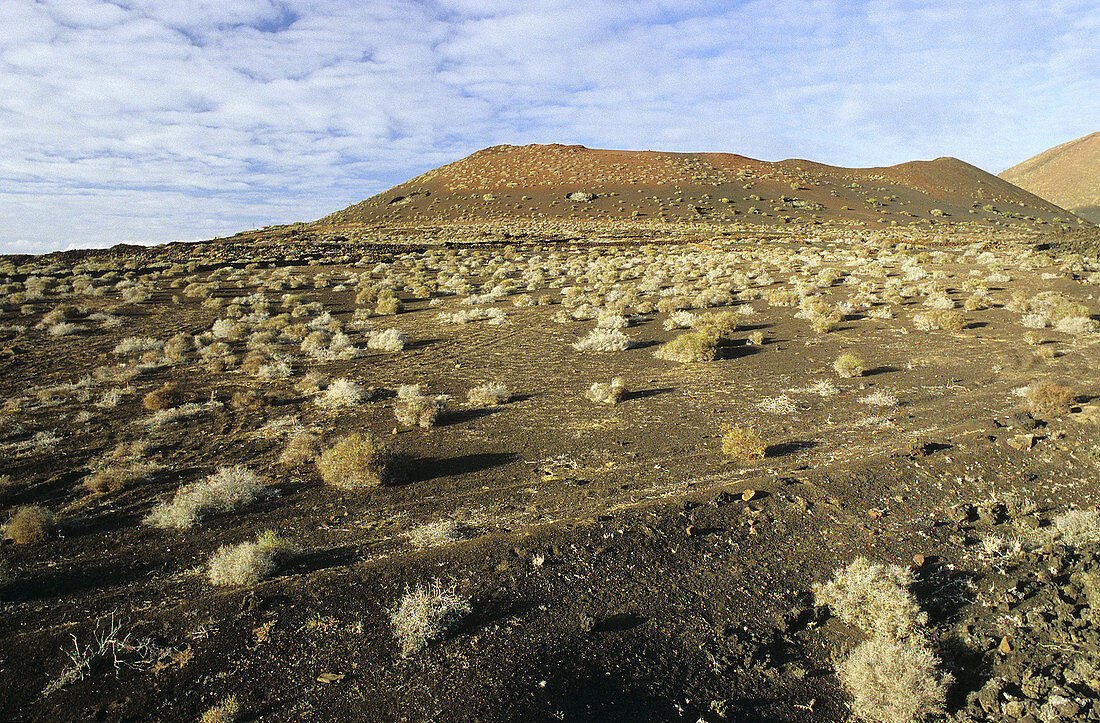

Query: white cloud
[0,0,1097,252]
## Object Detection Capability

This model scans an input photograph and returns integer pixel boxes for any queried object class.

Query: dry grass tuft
[142,382,184,411]
[466,381,510,407]
[316,433,396,488]
[833,352,864,378]
[395,385,449,428]
[207,531,297,587]
[839,634,951,723]
[1024,381,1076,418]
[654,332,718,362]
[585,377,626,405]
[391,579,471,657]
[571,328,635,352]
[813,557,926,639]
[199,695,240,723]
[721,426,765,461]
[279,431,318,467]
[4,505,56,544]
[144,466,268,529]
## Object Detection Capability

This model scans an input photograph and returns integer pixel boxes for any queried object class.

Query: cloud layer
[2,0,1097,252]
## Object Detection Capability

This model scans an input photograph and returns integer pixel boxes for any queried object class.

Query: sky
[1,0,1097,254]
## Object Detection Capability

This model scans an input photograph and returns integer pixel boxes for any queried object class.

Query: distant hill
[1000,132,1100,224]
[319,144,1074,232]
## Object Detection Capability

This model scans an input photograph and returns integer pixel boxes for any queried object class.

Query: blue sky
[2,0,1097,253]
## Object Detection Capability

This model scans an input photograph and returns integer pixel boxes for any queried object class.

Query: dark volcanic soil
[1,227,1099,722]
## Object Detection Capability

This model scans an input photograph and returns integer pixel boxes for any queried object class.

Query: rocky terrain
[1,148,1099,722]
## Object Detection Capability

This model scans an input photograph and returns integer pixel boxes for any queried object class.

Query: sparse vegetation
[655,331,717,362]
[466,381,510,407]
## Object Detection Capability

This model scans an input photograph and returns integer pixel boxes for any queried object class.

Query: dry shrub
[316,378,365,409]
[839,634,950,723]
[585,377,626,405]
[199,695,240,723]
[230,390,266,410]
[571,328,635,352]
[82,464,157,494]
[207,531,297,587]
[144,466,268,529]
[142,382,183,411]
[1048,509,1100,547]
[279,431,318,467]
[407,520,475,548]
[833,352,864,378]
[813,557,926,639]
[655,332,718,362]
[4,505,55,544]
[391,579,471,657]
[466,382,510,407]
[316,433,396,488]
[692,311,739,341]
[912,309,965,332]
[394,385,449,428]
[722,427,765,461]
[1025,381,1075,418]
[375,296,403,315]
[367,328,406,352]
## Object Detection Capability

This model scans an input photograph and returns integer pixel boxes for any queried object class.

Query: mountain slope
[999,132,1100,223]
[319,144,1074,231]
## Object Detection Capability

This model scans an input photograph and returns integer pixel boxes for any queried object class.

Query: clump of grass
[466,381,510,407]
[394,385,449,428]
[199,695,240,723]
[1025,381,1075,418]
[571,328,636,352]
[655,332,718,362]
[406,520,476,548]
[833,352,864,378]
[839,635,951,723]
[82,464,157,495]
[144,466,268,529]
[1047,509,1100,547]
[391,579,471,657]
[585,377,626,404]
[912,310,965,332]
[207,531,298,587]
[315,377,365,410]
[316,433,396,488]
[4,505,56,544]
[367,327,406,351]
[722,426,765,461]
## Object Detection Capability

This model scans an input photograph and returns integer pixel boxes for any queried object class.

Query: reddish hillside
[320,144,1074,232]
[999,132,1100,223]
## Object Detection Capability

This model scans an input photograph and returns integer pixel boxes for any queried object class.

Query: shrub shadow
[766,440,816,457]
[408,452,518,482]
[623,387,674,402]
